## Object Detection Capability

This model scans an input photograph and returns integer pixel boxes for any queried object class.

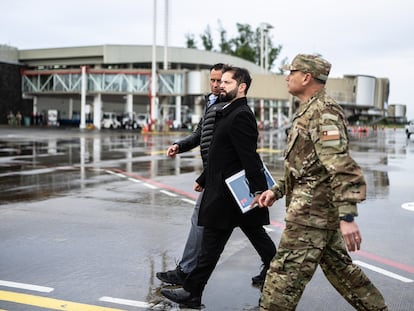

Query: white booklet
[225,164,275,214]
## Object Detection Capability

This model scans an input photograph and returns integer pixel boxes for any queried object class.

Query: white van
[101,112,121,129]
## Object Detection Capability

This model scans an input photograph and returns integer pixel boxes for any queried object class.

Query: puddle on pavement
[0,128,413,205]
[0,131,201,204]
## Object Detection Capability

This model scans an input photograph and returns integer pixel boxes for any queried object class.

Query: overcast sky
[2,0,413,119]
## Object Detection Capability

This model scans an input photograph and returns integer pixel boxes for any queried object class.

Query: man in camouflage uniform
[256,54,388,310]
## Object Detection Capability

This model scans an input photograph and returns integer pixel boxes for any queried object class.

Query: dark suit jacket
[197,97,270,229]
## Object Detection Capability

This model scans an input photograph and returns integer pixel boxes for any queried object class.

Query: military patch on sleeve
[321,125,340,142]
[322,129,340,141]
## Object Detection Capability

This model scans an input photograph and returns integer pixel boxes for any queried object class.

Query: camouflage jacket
[272,89,366,229]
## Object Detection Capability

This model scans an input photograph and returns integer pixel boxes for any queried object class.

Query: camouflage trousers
[260,222,387,311]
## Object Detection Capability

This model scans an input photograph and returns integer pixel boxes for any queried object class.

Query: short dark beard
[220,87,238,102]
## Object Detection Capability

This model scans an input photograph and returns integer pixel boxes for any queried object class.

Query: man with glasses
[257,54,388,311]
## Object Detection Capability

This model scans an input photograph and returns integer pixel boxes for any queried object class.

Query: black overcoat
[196,97,270,229]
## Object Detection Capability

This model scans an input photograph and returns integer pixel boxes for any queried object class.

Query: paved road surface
[0,127,413,310]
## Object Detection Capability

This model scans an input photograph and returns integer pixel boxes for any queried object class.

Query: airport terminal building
[1,44,400,129]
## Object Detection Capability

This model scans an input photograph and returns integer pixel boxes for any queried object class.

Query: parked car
[121,112,139,129]
[406,119,414,138]
[136,113,149,128]
[101,112,121,129]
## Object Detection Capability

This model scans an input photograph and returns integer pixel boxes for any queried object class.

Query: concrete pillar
[93,94,102,129]
[125,93,133,114]
[175,95,182,128]
[80,66,87,129]
[277,100,283,140]
[269,100,274,128]
[259,99,265,129]
[68,98,73,119]
[32,96,38,115]
[277,100,283,127]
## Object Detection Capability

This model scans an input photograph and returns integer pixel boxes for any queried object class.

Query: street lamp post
[260,22,274,73]
[259,23,273,130]
[150,0,158,131]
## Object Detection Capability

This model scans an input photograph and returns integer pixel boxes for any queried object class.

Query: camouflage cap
[283,54,331,81]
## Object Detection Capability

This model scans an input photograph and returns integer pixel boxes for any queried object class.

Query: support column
[32,96,38,126]
[259,99,265,130]
[80,66,87,129]
[150,0,158,131]
[175,95,181,128]
[269,100,274,128]
[68,98,73,119]
[32,96,38,115]
[277,100,283,140]
[125,94,133,114]
[93,94,102,129]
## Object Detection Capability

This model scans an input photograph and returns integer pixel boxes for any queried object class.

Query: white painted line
[401,202,414,211]
[353,260,413,283]
[104,170,126,178]
[0,280,54,293]
[143,183,158,189]
[181,198,196,205]
[89,168,105,172]
[160,190,178,197]
[128,178,141,183]
[99,296,153,308]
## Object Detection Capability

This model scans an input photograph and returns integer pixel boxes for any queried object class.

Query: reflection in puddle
[365,170,390,200]
[0,130,200,204]
[0,128,413,205]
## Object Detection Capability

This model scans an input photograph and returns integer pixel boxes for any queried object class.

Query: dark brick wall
[0,62,31,125]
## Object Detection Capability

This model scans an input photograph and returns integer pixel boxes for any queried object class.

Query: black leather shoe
[161,287,202,309]
[251,265,268,286]
[156,266,187,285]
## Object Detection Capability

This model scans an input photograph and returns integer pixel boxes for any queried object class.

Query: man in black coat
[157,63,273,287]
[156,63,226,285]
[161,66,275,309]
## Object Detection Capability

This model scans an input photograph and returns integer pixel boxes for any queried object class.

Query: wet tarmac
[0,126,414,310]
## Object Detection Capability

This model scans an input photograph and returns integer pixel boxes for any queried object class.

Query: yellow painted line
[257,148,283,154]
[0,290,126,311]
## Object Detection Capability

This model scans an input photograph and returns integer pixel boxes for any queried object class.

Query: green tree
[187,21,282,72]
[185,33,197,49]
[218,21,232,55]
[200,26,214,51]
[230,23,256,63]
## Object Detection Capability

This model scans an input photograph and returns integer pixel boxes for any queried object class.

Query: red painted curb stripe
[111,168,198,200]
[112,168,414,276]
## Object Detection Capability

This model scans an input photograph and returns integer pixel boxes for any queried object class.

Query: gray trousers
[179,191,204,274]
